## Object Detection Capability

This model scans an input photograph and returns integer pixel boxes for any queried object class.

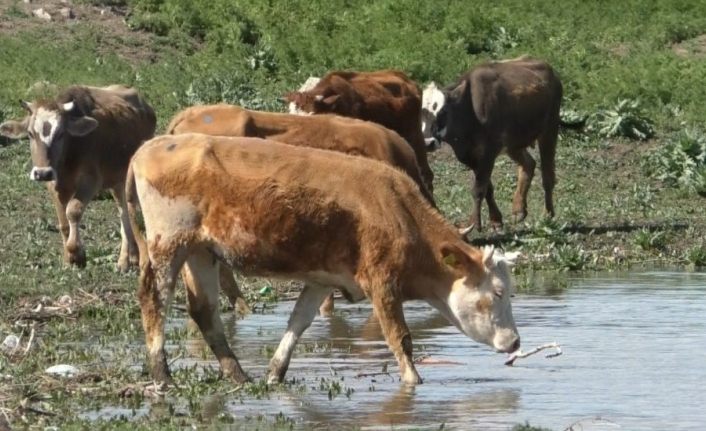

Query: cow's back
[464,59,562,134]
[133,134,438,275]
[165,105,434,203]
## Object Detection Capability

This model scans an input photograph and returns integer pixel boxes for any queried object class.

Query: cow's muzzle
[30,166,55,182]
[425,137,441,151]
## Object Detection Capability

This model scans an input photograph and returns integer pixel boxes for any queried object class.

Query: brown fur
[1,85,155,270]
[161,103,436,313]
[285,70,434,194]
[435,57,562,230]
[132,134,492,385]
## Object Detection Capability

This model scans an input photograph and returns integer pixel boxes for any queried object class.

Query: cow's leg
[138,248,184,386]
[319,292,334,316]
[64,183,98,267]
[183,249,249,383]
[370,288,421,384]
[267,283,332,384]
[411,130,435,196]
[218,264,251,315]
[111,183,139,272]
[485,181,503,230]
[507,147,537,223]
[538,123,559,218]
[47,184,69,245]
[469,159,496,232]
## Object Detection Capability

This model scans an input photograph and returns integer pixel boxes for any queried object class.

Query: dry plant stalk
[505,342,562,366]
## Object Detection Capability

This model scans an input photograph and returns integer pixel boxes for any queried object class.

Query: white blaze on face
[32,107,61,147]
[289,76,321,115]
[446,247,519,353]
[421,82,446,144]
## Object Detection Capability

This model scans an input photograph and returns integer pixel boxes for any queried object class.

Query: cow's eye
[432,102,438,111]
[494,291,503,299]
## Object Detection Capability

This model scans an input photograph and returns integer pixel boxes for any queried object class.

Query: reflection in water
[102,271,706,430]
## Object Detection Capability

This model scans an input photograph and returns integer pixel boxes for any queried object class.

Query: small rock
[57,295,73,306]
[23,0,31,3]
[59,7,74,19]
[1,334,20,352]
[32,8,52,21]
[45,364,79,377]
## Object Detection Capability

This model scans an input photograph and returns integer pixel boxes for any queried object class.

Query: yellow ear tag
[443,253,458,267]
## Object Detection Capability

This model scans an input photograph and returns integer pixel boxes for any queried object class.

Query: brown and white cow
[131,134,520,386]
[430,57,563,232]
[165,103,436,315]
[0,85,156,271]
[285,70,435,195]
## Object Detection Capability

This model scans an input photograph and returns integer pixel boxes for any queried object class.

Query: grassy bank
[1,0,706,428]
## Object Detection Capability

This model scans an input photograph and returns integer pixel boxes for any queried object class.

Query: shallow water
[92,271,706,430]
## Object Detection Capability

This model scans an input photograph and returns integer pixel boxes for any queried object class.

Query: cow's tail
[126,161,149,270]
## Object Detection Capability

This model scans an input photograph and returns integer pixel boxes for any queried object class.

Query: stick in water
[504,342,562,366]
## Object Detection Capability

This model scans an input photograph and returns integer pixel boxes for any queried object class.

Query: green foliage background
[2,0,706,129]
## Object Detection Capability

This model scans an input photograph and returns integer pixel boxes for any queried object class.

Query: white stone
[32,8,52,21]
[45,364,80,377]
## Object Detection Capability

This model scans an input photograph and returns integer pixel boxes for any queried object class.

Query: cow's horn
[458,224,475,236]
[62,101,75,112]
[314,94,324,102]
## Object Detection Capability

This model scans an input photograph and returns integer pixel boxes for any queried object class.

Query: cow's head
[0,99,98,182]
[438,244,520,354]
[421,82,445,151]
[287,76,321,115]
[433,80,473,150]
[285,90,341,115]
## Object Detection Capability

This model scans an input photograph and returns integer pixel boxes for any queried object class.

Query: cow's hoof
[116,259,131,273]
[65,249,87,268]
[401,370,423,385]
[512,211,528,224]
[319,294,334,316]
[266,372,283,385]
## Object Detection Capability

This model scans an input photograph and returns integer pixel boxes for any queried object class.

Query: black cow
[430,56,562,232]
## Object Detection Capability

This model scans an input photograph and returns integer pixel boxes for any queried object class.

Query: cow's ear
[450,80,468,101]
[20,100,34,114]
[321,94,340,106]
[0,118,29,139]
[66,115,98,137]
[440,242,483,278]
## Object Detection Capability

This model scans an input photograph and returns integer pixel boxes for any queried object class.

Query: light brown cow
[0,85,155,271]
[165,103,436,315]
[131,134,520,387]
[285,70,434,195]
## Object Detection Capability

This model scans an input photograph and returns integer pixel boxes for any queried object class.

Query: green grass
[2,1,706,428]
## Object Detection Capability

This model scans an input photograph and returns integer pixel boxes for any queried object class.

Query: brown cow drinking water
[428,57,563,232]
[130,134,520,387]
[0,85,156,271]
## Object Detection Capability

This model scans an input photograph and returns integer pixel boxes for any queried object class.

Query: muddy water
[94,271,706,430]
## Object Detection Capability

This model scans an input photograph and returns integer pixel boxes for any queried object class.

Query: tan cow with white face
[0,85,156,271]
[131,133,520,386]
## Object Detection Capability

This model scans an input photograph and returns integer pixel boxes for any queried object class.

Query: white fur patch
[421,82,445,115]
[289,76,321,115]
[33,107,61,147]
[135,177,200,243]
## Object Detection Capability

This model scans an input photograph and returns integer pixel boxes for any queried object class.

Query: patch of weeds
[530,218,568,245]
[685,244,706,267]
[560,107,588,129]
[5,2,27,18]
[243,379,272,400]
[512,422,553,431]
[645,128,706,193]
[633,228,667,251]
[588,99,655,140]
[551,244,588,271]
[632,184,656,216]
[316,376,354,400]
